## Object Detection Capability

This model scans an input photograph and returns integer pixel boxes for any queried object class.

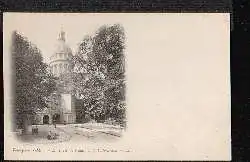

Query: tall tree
[12,31,57,132]
[73,24,126,126]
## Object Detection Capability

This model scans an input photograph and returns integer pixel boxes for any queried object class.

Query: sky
[3,13,127,63]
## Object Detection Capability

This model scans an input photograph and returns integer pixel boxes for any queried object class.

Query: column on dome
[59,63,62,75]
[66,64,69,73]
[62,64,64,73]
[62,63,64,73]
[50,65,53,74]
[53,65,56,75]
[54,64,58,76]
[68,64,70,72]
[68,64,71,72]
[61,63,63,74]
[54,65,56,74]
[67,64,69,72]
[64,64,67,73]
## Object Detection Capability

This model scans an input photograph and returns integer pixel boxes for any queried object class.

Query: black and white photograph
[11,20,126,144]
[4,13,231,161]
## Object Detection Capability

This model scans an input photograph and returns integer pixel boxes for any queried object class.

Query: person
[53,119,56,128]
[47,131,52,140]
[32,125,38,135]
[34,125,38,135]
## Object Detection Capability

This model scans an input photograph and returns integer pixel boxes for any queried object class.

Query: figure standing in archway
[43,115,49,124]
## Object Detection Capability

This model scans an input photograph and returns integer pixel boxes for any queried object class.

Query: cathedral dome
[49,30,73,62]
[49,30,73,77]
[54,40,72,56]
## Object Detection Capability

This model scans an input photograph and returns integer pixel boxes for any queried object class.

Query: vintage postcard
[4,13,231,160]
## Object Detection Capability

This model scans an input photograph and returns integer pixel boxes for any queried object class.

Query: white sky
[4,13,125,63]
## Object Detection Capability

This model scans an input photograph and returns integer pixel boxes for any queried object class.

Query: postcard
[4,13,230,161]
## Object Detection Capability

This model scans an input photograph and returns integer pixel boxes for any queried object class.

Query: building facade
[35,29,76,125]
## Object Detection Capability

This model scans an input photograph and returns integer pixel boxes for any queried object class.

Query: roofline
[49,59,72,65]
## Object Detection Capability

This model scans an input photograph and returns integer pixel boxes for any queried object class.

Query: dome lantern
[58,30,65,42]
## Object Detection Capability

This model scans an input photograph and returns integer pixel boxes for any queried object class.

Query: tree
[12,31,57,133]
[73,24,126,126]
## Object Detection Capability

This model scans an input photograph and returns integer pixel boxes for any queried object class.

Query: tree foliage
[12,31,57,129]
[73,24,126,126]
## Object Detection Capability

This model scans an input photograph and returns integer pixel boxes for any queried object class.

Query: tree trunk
[21,117,28,134]
[22,114,32,134]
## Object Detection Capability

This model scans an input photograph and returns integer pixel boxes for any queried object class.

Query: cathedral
[35,29,76,125]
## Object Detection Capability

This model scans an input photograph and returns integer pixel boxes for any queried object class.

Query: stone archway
[43,115,49,124]
[52,114,60,124]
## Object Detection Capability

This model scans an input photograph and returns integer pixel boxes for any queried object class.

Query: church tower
[48,29,76,124]
[49,29,73,77]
